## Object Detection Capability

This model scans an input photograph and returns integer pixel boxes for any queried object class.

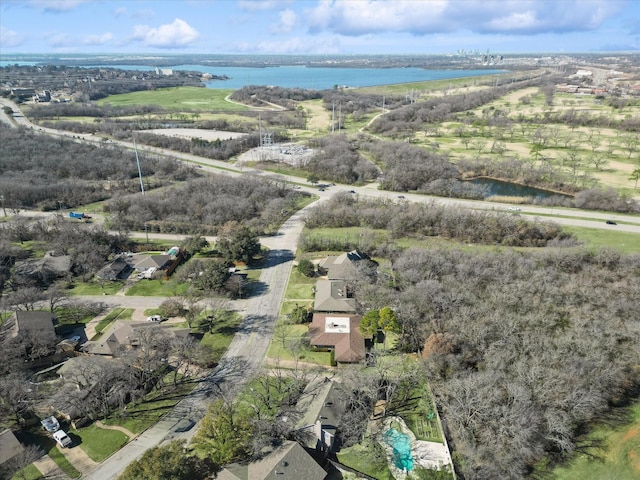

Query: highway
[2,97,639,234]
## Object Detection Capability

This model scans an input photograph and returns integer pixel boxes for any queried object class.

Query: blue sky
[0,0,638,55]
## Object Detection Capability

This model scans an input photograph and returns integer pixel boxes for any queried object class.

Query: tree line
[105,174,308,235]
[303,194,574,248]
[0,125,199,211]
[378,246,639,480]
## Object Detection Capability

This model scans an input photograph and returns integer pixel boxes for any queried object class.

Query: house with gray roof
[295,377,342,453]
[319,250,369,281]
[10,311,56,342]
[13,251,71,286]
[0,429,24,467]
[84,320,190,357]
[313,280,356,313]
[96,255,132,280]
[217,440,327,480]
[133,254,171,272]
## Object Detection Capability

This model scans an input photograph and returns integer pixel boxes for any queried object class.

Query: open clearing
[144,128,247,141]
[97,86,246,111]
[551,403,640,480]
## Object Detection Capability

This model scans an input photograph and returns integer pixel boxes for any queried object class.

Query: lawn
[93,307,133,336]
[67,280,122,295]
[125,278,189,296]
[267,321,331,365]
[97,86,246,111]
[550,402,640,480]
[71,424,129,462]
[103,376,195,434]
[46,444,80,479]
[196,311,243,364]
[284,268,316,300]
[337,439,395,480]
[11,464,42,480]
[561,226,640,254]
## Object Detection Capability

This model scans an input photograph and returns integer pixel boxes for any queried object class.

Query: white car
[53,430,72,448]
[147,315,162,322]
[508,207,522,211]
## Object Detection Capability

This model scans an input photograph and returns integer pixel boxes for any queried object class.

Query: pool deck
[380,416,452,479]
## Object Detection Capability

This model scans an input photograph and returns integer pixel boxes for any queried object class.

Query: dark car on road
[606,220,617,225]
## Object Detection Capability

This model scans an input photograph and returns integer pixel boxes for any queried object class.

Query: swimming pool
[383,428,414,472]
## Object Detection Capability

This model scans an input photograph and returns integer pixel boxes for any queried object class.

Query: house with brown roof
[313,280,356,313]
[309,313,366,363]
[217,440,327,480]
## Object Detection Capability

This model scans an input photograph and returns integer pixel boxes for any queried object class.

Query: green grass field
[71,424,129,462]
[124,278,189,296]
[562,226,640,254]
[97,86,246,111]
[67,281,122,295]
[550,403,640,480]
[197,311,243,364]
[103,380,195,434]
[11,464,42,480]
[93,308,133,337]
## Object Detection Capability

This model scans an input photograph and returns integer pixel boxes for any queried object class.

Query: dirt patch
[144,128,247,141]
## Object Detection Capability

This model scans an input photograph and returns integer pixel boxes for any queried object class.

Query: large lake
[0,60,504,90]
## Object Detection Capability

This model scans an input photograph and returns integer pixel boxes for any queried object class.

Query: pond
[383,428,414,472]
[469,177,572,199]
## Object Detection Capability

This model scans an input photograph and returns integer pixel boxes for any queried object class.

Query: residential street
[84,194,327,480]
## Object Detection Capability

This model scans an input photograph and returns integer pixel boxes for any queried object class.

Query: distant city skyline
[0,0,638,56]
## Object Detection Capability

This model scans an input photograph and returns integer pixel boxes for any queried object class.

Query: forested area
[0,125,199,210]
[303,194,573,248]
[305,135,379,184]
[349,246,640,479]
[104,175,308,235]
[230,85,323,108]
[369,78,550,136]
[0,217,126,293]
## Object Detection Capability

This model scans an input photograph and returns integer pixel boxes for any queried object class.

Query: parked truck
[53,430,72,448]
[69,212,91,220]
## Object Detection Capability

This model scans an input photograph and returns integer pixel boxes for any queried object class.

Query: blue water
[0,59,503,90]
[469,177,572,199]
[383,428,414,472]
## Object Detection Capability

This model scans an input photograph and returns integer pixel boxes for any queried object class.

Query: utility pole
[332,102,335,133]
[134,139,145,195]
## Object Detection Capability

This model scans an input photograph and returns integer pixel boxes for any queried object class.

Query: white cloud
[0,25,24,47]
[84,32,113,46]
[26,0,87,13]
[47,32,72,48]
[227,35,341,54]
[272,8,297,33]
[113,6,127,17]
[237,1,292,12]
[131,18,199,49]
[306,0,625,36]
[133,8,155,20]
